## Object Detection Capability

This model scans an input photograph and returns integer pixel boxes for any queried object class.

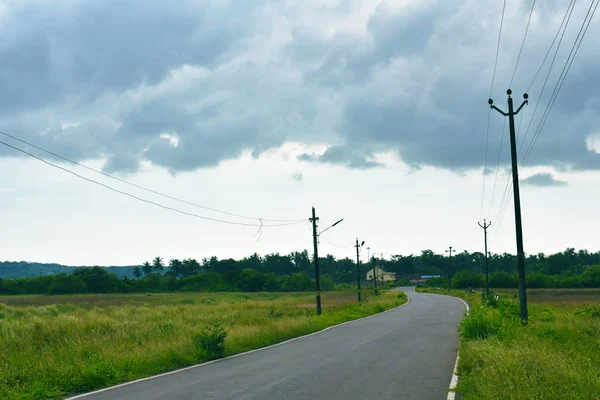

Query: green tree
[180,259,201,277]
[0,278,22,295]
[73,267,121,293]
[48,274,88,294]
[133,266,142,279]
[152,257,165,273]
[489,270,518,288]
[23,275,54,294]
[167,259,183,279]
[142,261,153,276]
[452,270,485,289]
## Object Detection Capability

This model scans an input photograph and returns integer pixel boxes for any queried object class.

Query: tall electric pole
[490,89,529,325]
[445,246,455,291]
[478,219,492,295]
[310,207,322,315]
[355,239,364,303]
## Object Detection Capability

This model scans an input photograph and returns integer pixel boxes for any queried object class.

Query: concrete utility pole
[355,239,364,303]
[445,246,455,291]
[310,207,322,315]
[478,219,492,295]
[490,89,529,325]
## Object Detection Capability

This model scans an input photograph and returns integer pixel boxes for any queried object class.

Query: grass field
[0,289,406,400]
[418,287,600,399]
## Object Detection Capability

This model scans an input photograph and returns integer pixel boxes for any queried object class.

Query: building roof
[366,266,392,275]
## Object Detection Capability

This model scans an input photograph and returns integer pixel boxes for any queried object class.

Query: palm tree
[167,259,182,278]
[152,257,165,273]
[133,266,142,279]
[142,261,153,276]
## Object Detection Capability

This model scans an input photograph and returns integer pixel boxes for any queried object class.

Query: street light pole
[310,207,321,315]
[355,239,364,303]
[445,246,455,291]
[310,207,344,316]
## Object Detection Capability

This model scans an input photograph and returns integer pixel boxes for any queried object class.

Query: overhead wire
[494,108,527,234]
[494,0,597,234]
[527,0,578,92]
[0,130,304,223]
[492,0,578,233]
[520,0,599,170]
[509,0,537,87]
[320,233,353,249]
[487,113,507,219]
[518,0,578,158]
[479,109,491,222]
[0,139,307,228]
[490,0,507,98]
[481,0,507,222]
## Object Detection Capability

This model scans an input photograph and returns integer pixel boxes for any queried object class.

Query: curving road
[69,287,466,400]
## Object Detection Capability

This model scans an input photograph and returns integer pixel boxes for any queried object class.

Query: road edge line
[66,292,411,399]
[446,295,470,400]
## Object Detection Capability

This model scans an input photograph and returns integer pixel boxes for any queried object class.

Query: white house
[366,266,396,282]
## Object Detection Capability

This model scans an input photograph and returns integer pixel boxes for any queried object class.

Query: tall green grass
[418,287,600,399]
[0,290,406,400]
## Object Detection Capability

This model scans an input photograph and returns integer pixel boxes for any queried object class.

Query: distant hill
[0,261,138,279]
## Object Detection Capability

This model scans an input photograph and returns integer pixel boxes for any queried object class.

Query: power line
[479,109,491,222]
[496,0,597,235]
[0,130,304,223]
[509,0,537,87]
[493,0,580,233]
[527,0,577,92]
[482,0,507,221]
[0,139,307,228]
[494,109,526,233]
[490,0,507,98]
[518,0,578,159]
[487,115,507,219]
[520,0,599,170]
[320,233,352,249]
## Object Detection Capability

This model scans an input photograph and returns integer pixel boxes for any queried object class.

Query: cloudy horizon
[1,0,599,266]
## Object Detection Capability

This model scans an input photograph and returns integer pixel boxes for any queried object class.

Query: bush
[460,306,502,340]
[194,322,228,361]
[489,270,518,288]
[452,270,485,289]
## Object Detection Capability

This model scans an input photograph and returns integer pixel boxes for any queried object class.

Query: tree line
[1,247,599,295]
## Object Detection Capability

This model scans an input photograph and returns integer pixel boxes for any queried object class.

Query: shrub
[460,306,502,340]
[452,270,485,289]
[194,322,228,361]
[489,270,518,288]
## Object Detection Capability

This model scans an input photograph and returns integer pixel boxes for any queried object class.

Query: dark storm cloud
[0,0,599,176]
[522,172,567,187]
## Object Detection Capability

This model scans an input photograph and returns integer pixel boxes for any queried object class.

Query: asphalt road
[71,287,466,400]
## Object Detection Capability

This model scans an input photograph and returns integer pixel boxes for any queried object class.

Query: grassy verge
[417,287,600,399]
[0,289,406,399]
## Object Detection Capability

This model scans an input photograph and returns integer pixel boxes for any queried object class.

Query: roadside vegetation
[0,289,407,400]
[418,287,600,399]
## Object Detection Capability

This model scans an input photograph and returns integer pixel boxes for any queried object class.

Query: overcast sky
[1,0,599,266]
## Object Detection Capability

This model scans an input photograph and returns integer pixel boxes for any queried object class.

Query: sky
[1,0,599,266]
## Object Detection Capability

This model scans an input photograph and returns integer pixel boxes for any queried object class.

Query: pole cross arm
[513,100,528,116]
[490,105,508,116]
